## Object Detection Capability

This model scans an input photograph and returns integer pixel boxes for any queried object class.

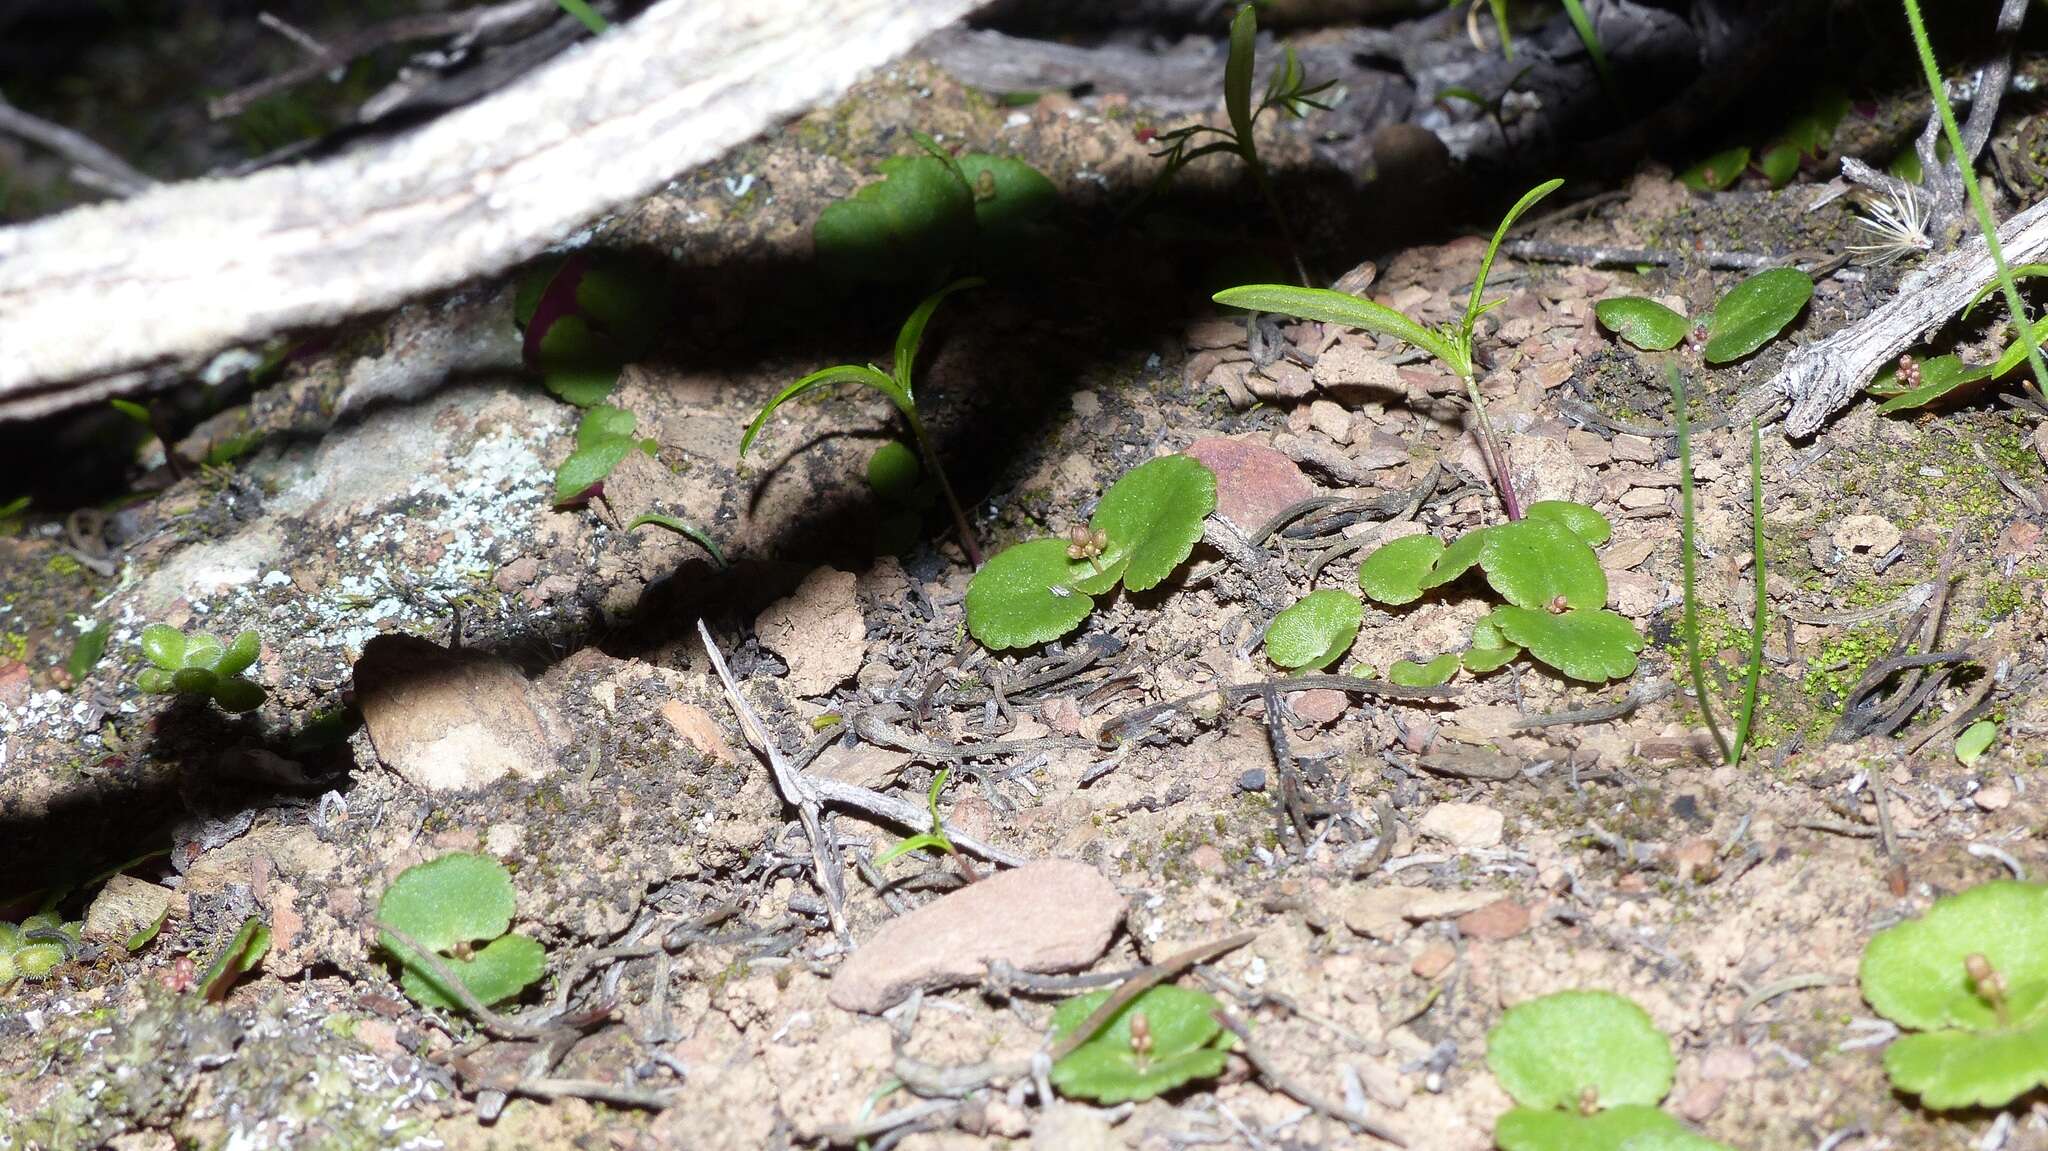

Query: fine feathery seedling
[741,278,987,566]
[1216,178,1561,521]
[1146,3,1333,285]
[1671,366,1768,767]
[138,624,267,712]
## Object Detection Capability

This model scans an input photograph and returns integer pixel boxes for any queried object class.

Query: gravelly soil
[2,36,2046,1151]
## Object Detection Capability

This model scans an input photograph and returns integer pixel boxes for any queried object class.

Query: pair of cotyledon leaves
[378,853,546,1014]
[966,455,1216,650]
[1596,267,1814,365]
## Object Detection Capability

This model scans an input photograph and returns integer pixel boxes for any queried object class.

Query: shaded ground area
[3,7,2048,1151]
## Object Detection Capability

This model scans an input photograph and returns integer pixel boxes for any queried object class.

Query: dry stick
[1509,678,1674,729]
[1503,239,1806,271]
[1212,1011,1406,1147]
[1755,195,2048,437]
[372,921,563,1040]
[208,0,559,119]
[1260,685,1316,852]
[1046,931,1259,1062]
[698,619,849,940]
[0,93,155,196]
[1103,674,1455,744]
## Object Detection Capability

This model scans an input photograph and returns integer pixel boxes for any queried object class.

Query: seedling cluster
[137,624,267,712]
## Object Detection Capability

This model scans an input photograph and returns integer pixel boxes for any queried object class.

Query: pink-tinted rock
[1456,899,1531,941]
[1185,436,1316,531]
[1288,689,1348,725]
[829,860,1124,1013]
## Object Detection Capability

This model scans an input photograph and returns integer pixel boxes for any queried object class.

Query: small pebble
[1238,769,1268,792]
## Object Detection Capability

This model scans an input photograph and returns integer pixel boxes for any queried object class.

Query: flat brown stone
[1185,436,1315,531]
[354,634,557,792]
[829,860,1124,1013]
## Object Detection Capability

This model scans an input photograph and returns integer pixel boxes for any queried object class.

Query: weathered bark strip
[0,0,978,420]
[1747,194,2048,438]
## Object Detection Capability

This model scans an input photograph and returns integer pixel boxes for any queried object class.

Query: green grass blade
[1672,366,1733,764]
[555,0,607,35]
[1465,179,1564,345]
[1731,418,1767,766]
[626,514,727,568]
[1224,4,1257,144]
[1901,0,2048,401]
[1486,0,1514,58]
[739,364,903,456]
[893,278,984,393]
[1214,285,1464,371]
[1558,0,1614,91]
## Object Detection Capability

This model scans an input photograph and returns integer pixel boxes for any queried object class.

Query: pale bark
[0,0,978,420]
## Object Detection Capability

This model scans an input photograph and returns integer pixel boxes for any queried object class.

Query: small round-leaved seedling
[1488,990,1675,1112]
[814,153,977,286]
[1263,589,1362,672]
[137,624,266,712]
[1595,298,1689,352]
[378,853,546,1015]
[1486,605,1645,683]
[1389,652,1459,687]
[1860,880,2048,1109]
[966,455,1216,650]
[1703,267,1813,364]
[555,404,655,505]
[1049,984,1235,1103]
[1357,534,1445,606]
[1496,1104,1730,1151]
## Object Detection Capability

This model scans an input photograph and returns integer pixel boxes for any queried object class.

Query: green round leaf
[1049,984,1234,1104]
[215,630,261,678]
[1955,720,1998,765]
[136,666,176,694]
[140,624,185,670]
[1704,268,1813,364]
[182,632,225,670]
[379,853,519,954]
[554,404,643,503]
[1083,455,1217,594]
[1420,527,1493,591]
[534,316,623,407]
[814,154,976,286]
[1480,518,1608,611]
[1860,881,2048,1034]
[1358,534,1446,606]
[956,153,1057,235]
[865,440,923,504]
[1679,146,1750,193]
[1871,353,1993,415]
[1594,298,1689,352]
[1523,501,1613,547]
[1756,143,1801,189]
[574,264,661,359]
[966,539,1095,650]
[400,933,547,1012]
[1496,1105,1730,1151]
[1264,590,1363,672]
[1881,1018,2048,1110]
[210,676,268,713]
[1462,643,1521,675]
[172,667,218,695]
[13,941,64,979]
[1486,607,1644,682]
[1390,653,1459,687]
[1487,991,1675,1111]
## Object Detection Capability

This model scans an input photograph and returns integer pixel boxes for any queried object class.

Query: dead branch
[1747,194,2048,437]
[0,92,155,196]
[0,0,978,420]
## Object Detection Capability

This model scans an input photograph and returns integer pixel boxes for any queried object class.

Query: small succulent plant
[1596,266,1815,363]
[0,912,83,986]
[966,454,1216,650]
[1354,502,1643,684]
[1487,990,1731,1151]
[1859,881,2048,1110]
[137,624,266,712]
[377,852,546,1015]
[1049,984,1235,1103]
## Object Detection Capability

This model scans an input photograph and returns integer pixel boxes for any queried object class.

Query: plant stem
[1902,0,2048,396]
[907,414,984,568]
[1731,417,1767,766]
[1244,151,1311,287]
[1461,376,1522,521]
[1672,366,1732,764]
